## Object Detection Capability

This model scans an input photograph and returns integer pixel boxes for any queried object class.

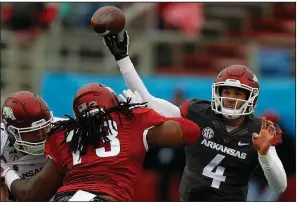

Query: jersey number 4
[68,120,120,165]
[202,154,226,189]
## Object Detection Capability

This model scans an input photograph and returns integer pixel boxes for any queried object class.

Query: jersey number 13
[67,120,120,165]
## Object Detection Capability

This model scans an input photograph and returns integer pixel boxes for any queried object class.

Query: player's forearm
[117,56,153,100]
[10,177,50,201]
[3,168,47,201]
[11,178,33,201]
[0,184,7,201]
[258,146,287,193]
[2,169,30,201]
[117,56,181,117]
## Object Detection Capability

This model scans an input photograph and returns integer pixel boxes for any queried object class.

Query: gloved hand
[103,31,129,61]
[118,89,144,104]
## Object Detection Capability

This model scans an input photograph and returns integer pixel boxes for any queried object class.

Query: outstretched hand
[103,31,129,61]
[252,117,276,156]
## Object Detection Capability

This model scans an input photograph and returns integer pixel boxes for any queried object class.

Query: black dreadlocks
[47,98,147,158]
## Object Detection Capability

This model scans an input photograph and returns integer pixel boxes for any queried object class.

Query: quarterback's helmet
[211,65,260,119]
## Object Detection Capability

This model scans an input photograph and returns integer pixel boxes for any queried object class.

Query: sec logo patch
[202,127,214,139]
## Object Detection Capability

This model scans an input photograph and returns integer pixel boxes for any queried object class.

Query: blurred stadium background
[0,2,295,202]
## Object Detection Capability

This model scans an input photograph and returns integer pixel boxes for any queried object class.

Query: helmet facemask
[211,80,259,119]
[7,111,54,155]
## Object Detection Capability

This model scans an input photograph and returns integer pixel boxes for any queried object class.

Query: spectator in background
[60,3,130,28]
[159,3,204,37]
[173,88,186,106]
[74,3,109,28]
[1,3,57,41]
[0,3,57,93]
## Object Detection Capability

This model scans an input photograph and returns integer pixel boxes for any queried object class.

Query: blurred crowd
[1,2,295,202]
[1,3,295,76]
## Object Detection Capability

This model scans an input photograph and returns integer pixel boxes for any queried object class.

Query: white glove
[118,89,144,104]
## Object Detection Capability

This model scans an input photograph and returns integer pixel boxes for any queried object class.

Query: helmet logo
[78,101,97,113]
[225,79,241,85]
[2,107,16,120]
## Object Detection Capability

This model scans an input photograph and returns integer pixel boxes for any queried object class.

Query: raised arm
[103,32,181,117]
[252,118,287,193]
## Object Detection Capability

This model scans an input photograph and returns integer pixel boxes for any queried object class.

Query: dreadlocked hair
[48,97,147,158]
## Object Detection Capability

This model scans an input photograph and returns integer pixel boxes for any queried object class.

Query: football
[91,6,126,36]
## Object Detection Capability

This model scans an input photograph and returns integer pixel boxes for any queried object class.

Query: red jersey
[44,107,167,201]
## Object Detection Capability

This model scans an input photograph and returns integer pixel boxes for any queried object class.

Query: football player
[0,91,64,201]
[1,83,200,201]
[102,32,287,201]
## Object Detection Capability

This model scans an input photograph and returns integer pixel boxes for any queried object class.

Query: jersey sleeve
[137,107,168,129]
[44,132,63,171]
[179,100,190,118]
[167,117,200,146]
[133,107,168,151]
[179,98,210,118]
[271,123,283,146]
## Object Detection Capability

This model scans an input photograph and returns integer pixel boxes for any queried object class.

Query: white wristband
[258,150,273,167]
[3,168,20,191]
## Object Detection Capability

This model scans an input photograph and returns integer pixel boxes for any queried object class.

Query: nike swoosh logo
[238,141,250,146]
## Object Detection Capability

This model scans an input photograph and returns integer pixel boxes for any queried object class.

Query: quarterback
[103,31,287,201]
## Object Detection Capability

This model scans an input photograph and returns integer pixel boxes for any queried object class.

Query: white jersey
[0,117,65,200]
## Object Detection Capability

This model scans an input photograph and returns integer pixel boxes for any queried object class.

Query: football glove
[103,30,129,61]
[118,89,144,104]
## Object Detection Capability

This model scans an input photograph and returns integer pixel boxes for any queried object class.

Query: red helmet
[2,91,53,155]
[73,83,118,118]
[211,65,260,119]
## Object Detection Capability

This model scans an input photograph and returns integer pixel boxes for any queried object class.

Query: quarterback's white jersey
[0,117,65,200]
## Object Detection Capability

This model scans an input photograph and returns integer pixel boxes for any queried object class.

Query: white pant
[69,190,97,201]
